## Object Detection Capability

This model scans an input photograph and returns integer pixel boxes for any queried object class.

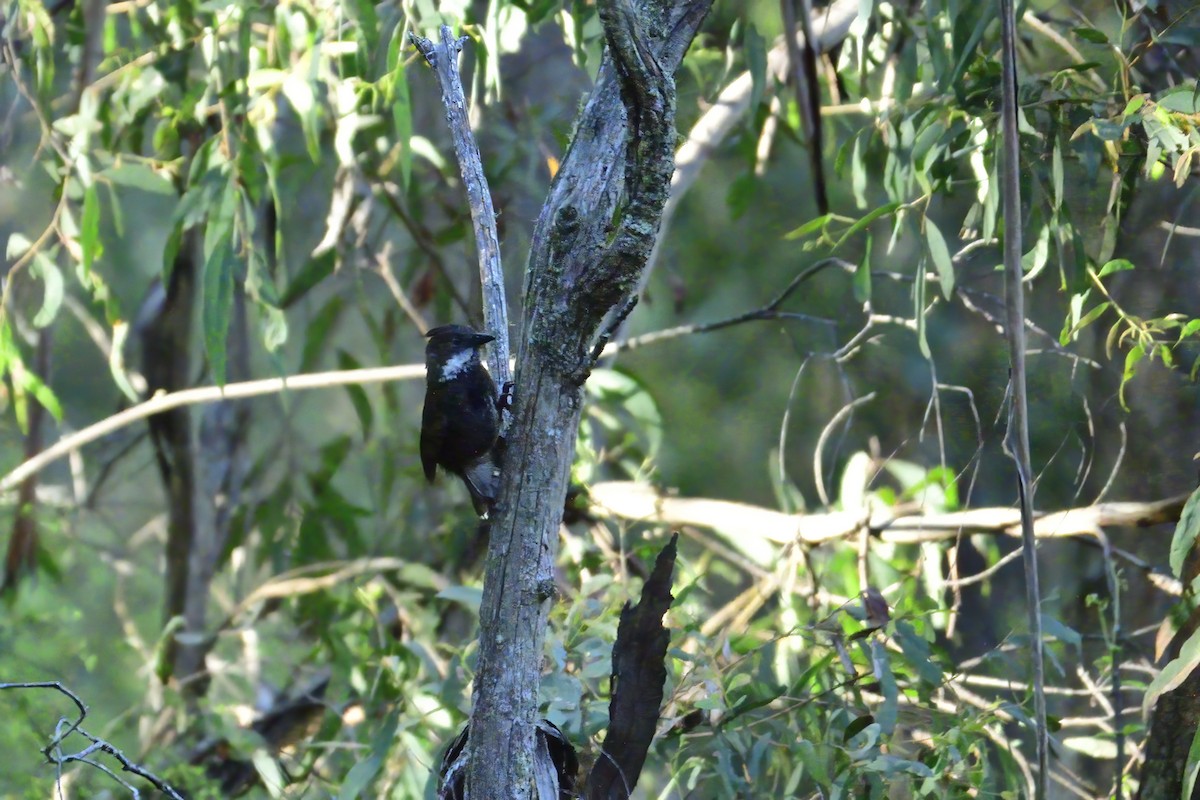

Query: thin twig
[611,259,850,354]
[780,0,828,214]
[589,296,639,368]
[374,183,474,320]
[813,393,876,507]
[372,244,430,333]
[0,682,184,800]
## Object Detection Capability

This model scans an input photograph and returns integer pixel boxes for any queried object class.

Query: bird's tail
[461,457,499,518]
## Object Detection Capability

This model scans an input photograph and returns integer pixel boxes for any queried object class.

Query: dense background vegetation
[2,0,1200,796]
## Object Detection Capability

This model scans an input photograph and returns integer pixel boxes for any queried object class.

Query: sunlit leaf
[1119,342,1145,410]
[30,251,64,328]
[282,73,321,162]
[1097,258,1135,277]
[1169,488,1200,579]
[1144,626,1200,719]
[784,213,833,241]
[924,218,954,299]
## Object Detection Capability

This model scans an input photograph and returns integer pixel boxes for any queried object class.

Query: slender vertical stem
[998,2,1048,797]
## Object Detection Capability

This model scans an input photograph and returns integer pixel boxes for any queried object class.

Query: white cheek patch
[439,349,474,382]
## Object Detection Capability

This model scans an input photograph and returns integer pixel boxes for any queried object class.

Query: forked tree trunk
[460,0,712,795]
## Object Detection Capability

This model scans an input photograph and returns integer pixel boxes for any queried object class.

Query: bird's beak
[473,333,496,346]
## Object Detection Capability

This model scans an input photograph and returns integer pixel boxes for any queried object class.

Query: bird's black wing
[420,386,445,482]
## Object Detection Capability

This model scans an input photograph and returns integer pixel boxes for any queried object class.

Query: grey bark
[461,0,711,796]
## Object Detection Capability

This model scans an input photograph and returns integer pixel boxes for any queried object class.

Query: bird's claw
[496,381,515,412]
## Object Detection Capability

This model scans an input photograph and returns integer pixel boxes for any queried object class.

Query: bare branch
[0,363,423,495]
[608,259,850,355]
[409,26,511,388]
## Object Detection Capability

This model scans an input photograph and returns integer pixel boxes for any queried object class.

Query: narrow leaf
[1143,627,1200,718]
[1063,301,1110,343]
[392,57,413,188]
[337,350,373,440]
[784,213,833,241]
[1183,726,1200,800]
[1119,342,1145,410]
[895,620,942,685]
[837,202,901,247]
[915,256,930,359]
[1073,27,1109,44]
[924,218,955,299]
[80,184,100,275]
[1098,258,1135,278]
[30,252,64,328]
[854,234,872,303]
[1169,487,1200,579]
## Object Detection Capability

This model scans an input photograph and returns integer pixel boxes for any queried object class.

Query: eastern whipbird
[421,324,508,516]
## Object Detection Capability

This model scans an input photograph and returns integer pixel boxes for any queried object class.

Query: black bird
[421,325,501,515]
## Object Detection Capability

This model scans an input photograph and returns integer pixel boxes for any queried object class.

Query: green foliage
[1,0,1196,797]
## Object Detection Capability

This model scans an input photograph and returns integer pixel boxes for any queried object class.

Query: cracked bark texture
[465,0,711,796]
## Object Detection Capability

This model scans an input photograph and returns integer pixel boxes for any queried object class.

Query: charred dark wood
[585,533,679,800]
